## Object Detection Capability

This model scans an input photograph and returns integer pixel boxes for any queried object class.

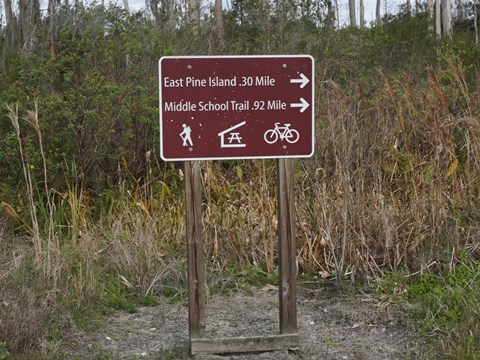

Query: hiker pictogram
[180,124,193,147]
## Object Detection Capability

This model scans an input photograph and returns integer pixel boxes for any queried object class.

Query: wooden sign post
[160,55,314,354]
[185,161,206,339]
[277,158,297,335]
[185,158,298,355]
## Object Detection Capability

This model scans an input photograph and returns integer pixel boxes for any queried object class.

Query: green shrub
[407,259,480,358]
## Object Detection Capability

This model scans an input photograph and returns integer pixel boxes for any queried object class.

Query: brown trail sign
[159,55,314,355]
[159,55,314,161]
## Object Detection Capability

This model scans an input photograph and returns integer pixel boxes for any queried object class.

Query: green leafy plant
[406,258,480,358]
[0,341,9,360]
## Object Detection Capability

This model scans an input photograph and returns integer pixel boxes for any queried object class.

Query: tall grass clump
[294,54,480,279]
[5,103,42,262]
[202,161,278,273]
[0,101,185,356]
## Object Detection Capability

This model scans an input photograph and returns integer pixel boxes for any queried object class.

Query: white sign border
[159,55,315,162]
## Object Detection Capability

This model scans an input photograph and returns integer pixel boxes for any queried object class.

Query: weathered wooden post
[185,161,205,339]
[277,158,297,334]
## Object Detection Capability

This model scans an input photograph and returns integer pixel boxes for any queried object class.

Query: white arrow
[290,98,310,113]
[290,73,310,89]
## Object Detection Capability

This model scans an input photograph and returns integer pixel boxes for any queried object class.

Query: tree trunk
[455,0,464,22]
[441,0,452,37]
[349,0,356,27]
[474,2,478,45]
[326,0,335,29]
[189,0,200,25]
[359,0,365,28]
[0,0,3,30]
[152,0,159,18]
[215,0,225,48]
[406,0,411,15]
[435,0,441,37]
[427,0,434,31]
[19,0,40,53]
[5,0,17,48]
[166,0,175,28]
[376,0,381,25]
[144,0,151,18]
[335,0,340,28]
[123,0,129,12]
[47,0,56,55]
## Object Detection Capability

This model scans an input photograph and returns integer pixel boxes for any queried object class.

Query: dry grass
[1,56,479,355]
[202,161,278,272]
[297,58,480,278]
[0,286,52,354]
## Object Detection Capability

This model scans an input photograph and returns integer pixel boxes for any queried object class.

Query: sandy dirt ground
[61,285,420,359]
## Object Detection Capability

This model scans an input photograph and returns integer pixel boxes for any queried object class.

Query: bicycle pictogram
[263,123,300,144]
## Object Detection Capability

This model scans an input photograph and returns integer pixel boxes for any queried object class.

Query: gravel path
[61,285,419,359]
